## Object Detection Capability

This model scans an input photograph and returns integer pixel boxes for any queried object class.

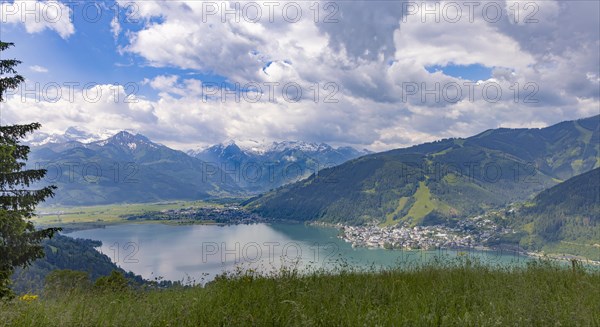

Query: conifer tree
[0,41,59,299]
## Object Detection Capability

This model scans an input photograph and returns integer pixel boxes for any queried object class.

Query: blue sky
[1,0,598,151]
[425,64,493,81]
[2,1,230,100]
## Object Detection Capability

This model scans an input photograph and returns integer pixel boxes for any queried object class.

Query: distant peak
[268,140,332,153]
[95,130,157,151]
[112,130,133,138]
[64,126,86,135]
[110,131,149,141]
[221,140,242,150]
[189,139,366,157]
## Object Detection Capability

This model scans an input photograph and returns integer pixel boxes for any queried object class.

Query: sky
[0,0,598,151]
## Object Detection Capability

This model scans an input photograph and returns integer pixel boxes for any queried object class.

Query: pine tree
[0,41,59,299]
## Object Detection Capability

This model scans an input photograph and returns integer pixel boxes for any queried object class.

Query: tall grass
[2,259,599,326]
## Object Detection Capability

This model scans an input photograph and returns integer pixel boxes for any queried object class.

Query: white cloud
[4,1,599,152]
[2,84,157,135]
[0,0,75,39]
[29,65,48,73]
[110,16,121,41]
[393,3,535,70]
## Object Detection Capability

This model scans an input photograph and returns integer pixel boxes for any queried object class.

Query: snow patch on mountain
[96,131,160,151]
[189,140,344,157]
[266,141,332,154]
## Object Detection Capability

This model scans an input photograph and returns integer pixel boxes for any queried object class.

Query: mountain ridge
[187,139,370,158]
[246,115,600,226]
[186,139,370,193]
[500,168,600,260]
[29,130,241,206]
[28,130,370,204]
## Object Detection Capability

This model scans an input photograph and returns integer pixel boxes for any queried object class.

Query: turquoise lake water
[69,223,529,282]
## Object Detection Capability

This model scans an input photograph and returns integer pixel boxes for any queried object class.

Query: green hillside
[247,116,600,225]
[10,235,145,294]
[509,168,600,260]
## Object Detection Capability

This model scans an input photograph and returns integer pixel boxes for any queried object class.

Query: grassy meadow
[32,201,222,225]
[2,259,599,326]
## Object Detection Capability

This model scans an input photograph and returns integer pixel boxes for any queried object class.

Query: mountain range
[26,115,600,226]
[24,116,600,259]
[28,131,239,205]
[246,115,600,226]
[27,130,367,205]
[187,140,370,192]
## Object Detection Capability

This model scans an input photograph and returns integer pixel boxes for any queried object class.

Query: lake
[69,223,528,283]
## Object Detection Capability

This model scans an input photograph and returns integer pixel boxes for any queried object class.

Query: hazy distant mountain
[27,130,368,205]
[187,140,370,192]
[29,131,241,206]
[246,115,600,226]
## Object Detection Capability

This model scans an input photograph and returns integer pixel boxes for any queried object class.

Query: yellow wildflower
[19,294,39,302]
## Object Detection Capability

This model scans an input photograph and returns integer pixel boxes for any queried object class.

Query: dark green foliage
[43,270,91,297]
[10,234,145,294]
[94,271,128,292]
[528,168,600,215]
[421,210,453,226]
[0,41,59,299]
[0,42,24,102]
[510,168,600,259]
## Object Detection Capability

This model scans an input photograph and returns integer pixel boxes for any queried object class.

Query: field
[2,260,599,326]
[32,201,224,226]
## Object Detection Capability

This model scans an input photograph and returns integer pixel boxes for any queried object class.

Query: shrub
[44,270,90,296]
[94,271,129,292]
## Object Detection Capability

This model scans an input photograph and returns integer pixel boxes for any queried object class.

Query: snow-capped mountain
[91,131,160,153]
[187,140,371,192]
[27,129,371,204]
[28,130,241,206]
[188,140,368,158]
[265,141,334,154]
[187,139,274,157]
